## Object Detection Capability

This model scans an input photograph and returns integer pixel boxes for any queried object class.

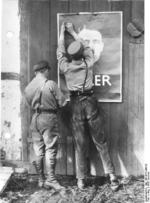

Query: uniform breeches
[30,113,59,172]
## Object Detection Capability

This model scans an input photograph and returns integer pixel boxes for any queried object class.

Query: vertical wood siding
[20,0,144,176]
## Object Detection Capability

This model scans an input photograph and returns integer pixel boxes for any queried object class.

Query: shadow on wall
[58,102,144,177]
[116,118,144,176]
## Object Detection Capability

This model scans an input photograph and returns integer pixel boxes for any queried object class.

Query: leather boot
[109,173,120,191]
[44,179,65,190]
[44,162,64,190]
[34,159,45,188]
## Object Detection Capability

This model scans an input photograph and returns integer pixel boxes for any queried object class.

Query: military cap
[33,60,51,72]
[67,41,83,58]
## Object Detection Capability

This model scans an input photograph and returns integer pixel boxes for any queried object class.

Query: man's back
[64,60,93,91]
[25,75,60,110]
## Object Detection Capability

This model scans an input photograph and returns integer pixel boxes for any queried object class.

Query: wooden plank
[130,0,144,43]
[0,167,13,195]
[1,72,20,80]
[57,0,70,14]
[126,43,135,175]
[67,137,75,175]
[20,0,31,162]
[128,43,144,175]
[29,1,50,79]
[56,108,72,174]
[56,143,67,175]
[1,160,38,174]
[109,0,144,1]
[68,0,90,13]
[89,0,111,12]
[109,0,132,176]
[49,0,59,82]
[56,0,70,84]
[132,0,144,20]
[137,45,144,175]
[27,1,51,165]
[137,44,144,121]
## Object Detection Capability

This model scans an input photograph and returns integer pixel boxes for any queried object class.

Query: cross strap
[82,59,88,92]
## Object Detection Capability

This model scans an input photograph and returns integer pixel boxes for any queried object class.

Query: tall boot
[44,158,64,190]
[33,158,45,188]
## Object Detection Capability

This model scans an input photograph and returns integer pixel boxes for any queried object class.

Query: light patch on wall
[117,153,128,177]
[1,80,22,160]
[90,163,97,176]
[6,31,14,39]
[2,0,20,73]
[1,0,21,161]
[68,157,72,163]
[134,150,144,167]
[3,132,11,139]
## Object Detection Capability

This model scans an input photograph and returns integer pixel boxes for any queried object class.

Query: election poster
[57,12,122,102]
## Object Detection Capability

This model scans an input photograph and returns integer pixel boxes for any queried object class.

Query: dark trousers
[70,94,115,179]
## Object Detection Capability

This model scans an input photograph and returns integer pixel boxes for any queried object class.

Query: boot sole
[44,183,64,191]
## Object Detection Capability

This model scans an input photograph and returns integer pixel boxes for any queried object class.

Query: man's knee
[34,146,45,157]
[33,139,45,157]
[88,115,107,144]
[89,112,103,131]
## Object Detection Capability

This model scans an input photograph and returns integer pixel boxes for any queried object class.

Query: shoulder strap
[31,79,48,110]
[82,59,88,92]
[49,84,60,109]
[38,79,48,106]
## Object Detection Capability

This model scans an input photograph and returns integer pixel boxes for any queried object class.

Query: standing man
[57,23,119,191]
[24,60,65,190]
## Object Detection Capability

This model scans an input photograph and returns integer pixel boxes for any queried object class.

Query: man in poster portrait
[78,27,104,63]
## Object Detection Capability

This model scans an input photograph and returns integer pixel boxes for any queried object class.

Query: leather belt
[34,108,57,114]
[70,89,94,97]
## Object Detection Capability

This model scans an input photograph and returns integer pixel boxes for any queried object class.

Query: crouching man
[24,60,65,190]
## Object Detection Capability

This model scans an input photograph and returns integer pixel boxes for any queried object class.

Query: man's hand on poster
[65,22,74,34]
[65,22,79,41]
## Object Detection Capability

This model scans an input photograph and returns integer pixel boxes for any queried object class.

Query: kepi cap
[67,41,83,58]
[33,60,51,72]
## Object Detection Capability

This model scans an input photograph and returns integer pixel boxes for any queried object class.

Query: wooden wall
[20,0,144,176]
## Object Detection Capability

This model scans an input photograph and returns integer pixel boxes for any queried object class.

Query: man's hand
[65,22,74,34]
[65,22,79,40]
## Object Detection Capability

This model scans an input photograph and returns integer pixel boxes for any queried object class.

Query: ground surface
[0,175,144,203]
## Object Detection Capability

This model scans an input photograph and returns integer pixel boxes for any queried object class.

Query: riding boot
[34,158,45,188]
[44,159,64,190]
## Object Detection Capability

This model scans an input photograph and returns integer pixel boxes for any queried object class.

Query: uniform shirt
[57,40,95,91]
[24,74,65,110]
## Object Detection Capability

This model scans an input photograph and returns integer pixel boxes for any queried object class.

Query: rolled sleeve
[57,41,69,74]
